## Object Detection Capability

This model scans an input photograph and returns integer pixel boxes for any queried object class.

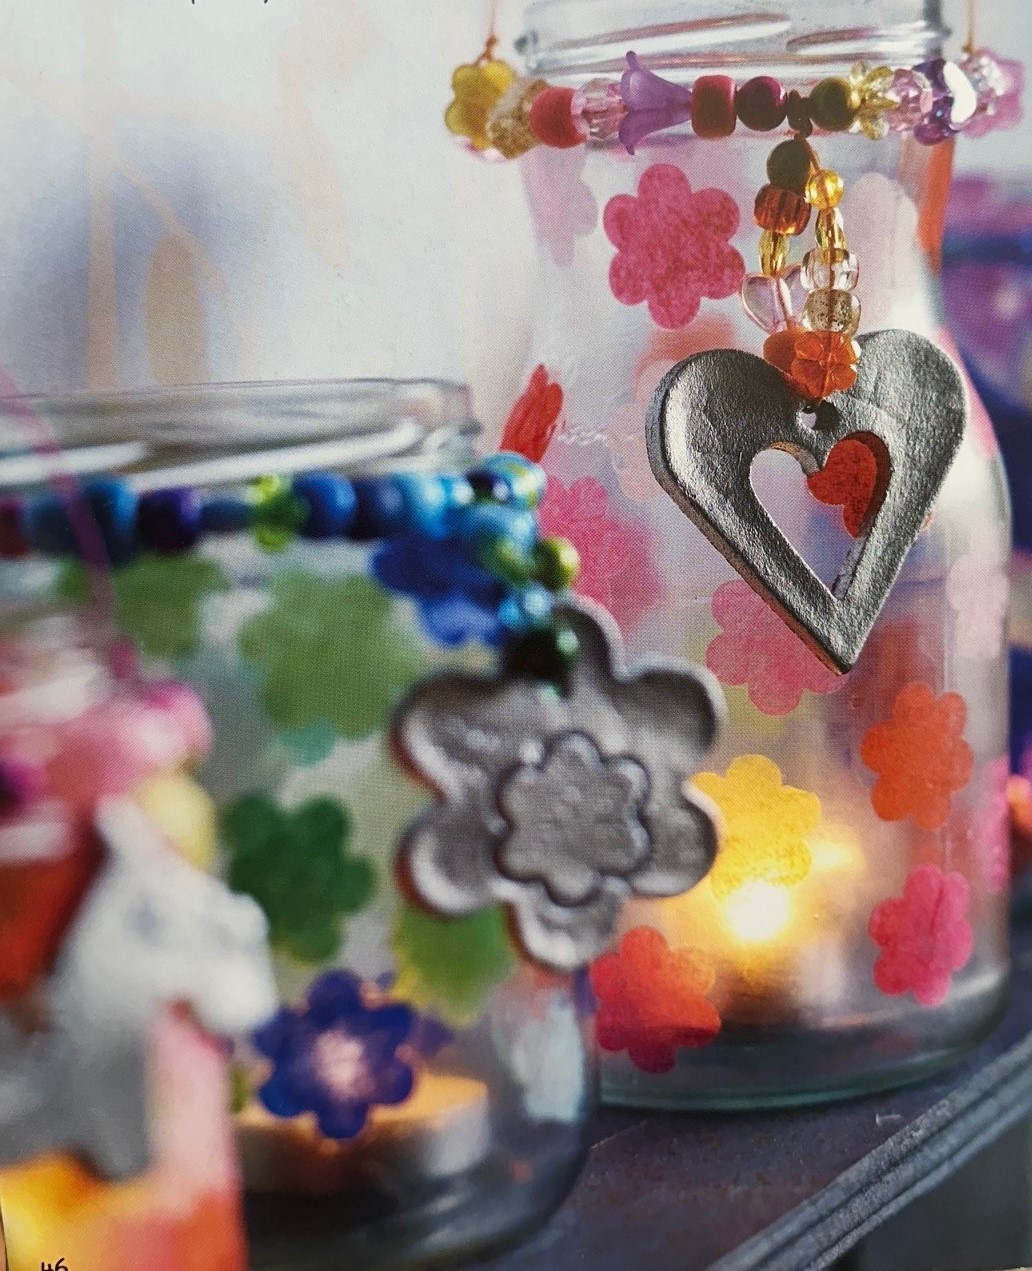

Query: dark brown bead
[735,76,786,131]
[785,90,814,136]
[808,76,861,131]
[766,138,812,194]
[754,184,811,235]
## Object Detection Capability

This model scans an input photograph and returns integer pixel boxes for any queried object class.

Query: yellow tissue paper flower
[693,755,821,899]
[445,58,517,151]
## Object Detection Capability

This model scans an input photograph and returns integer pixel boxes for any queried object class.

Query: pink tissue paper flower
[523,144,599,268]
[603,164,745,329]
[868,864,974,1006]
[539,475,665,636]
[705,579,840,715]
[946,524,1009,661]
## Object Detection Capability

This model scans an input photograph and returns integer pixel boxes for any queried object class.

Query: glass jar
[0,381,592,1269]
[516,0,1011,1105]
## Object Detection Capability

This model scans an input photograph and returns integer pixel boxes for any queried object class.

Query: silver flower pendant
[392,601,724,972]
[647,329,967,672]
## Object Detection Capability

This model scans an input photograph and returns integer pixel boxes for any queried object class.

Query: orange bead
[763,328,801,377]
[787,329,859,400]
[754,184,811,235]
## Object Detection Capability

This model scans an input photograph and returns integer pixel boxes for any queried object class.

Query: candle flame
[720,880,793,944]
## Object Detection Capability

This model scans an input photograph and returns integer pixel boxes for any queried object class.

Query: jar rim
[518,0,947,80]
[0,378,480,492]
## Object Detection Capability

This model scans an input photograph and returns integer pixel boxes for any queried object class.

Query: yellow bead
[759,229,790,276]
[805,168,844,210]
[815,208,847,253]
[133,773,218,871]
[486,77,549,159]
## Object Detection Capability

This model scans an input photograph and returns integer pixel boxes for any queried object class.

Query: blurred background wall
[0,0,1027,437]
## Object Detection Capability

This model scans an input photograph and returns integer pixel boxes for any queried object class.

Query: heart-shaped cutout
[647,330,966,672]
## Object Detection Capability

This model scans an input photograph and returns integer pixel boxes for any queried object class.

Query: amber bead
[807,77,861,131]
[691,74,738,139]
[788,329,859,400]
[754,184,811,235]
[735,76,786,130]
[805,168,844,210]
[766,138,813,194]
[802,288,861,337]
[763,328,801,378]
[815,208,847,252]
[759,230,790,276]
[486,77,549,158]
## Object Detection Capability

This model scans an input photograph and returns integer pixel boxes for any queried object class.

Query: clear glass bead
[802,287,862,336]
[571,78,628,141]
[802,248,860,292]
[741,272,795,333]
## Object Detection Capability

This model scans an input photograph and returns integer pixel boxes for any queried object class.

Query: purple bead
[912,58,978,142]
[735,76,786,131]
[138,486,203,553]
[618,51,693,154]
[888,67,934,132]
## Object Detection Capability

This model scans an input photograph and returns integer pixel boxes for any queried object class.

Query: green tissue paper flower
[222,792,376,963]
[392,903,517,1026]
[238,571,425,740]
[56,554,229,659]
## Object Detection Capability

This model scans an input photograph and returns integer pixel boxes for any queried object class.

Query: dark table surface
[474,919,1032,1271]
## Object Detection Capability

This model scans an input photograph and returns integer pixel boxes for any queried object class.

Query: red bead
[0,498,29,559]
[529,86,586,149]
[754,184,811,234]
[691,75,737,139]
[736,76,786,130]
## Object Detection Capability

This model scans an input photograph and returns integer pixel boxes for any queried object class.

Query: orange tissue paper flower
[590,926,721,1073]
[860,682,973,830]
[693,754,821,898]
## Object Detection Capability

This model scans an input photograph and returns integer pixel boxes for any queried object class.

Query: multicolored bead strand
[445,48,1022,158]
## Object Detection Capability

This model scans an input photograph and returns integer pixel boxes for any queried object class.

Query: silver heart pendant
[646,329,967,673]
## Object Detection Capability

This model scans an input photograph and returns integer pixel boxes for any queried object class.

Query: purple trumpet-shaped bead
[618,51,693,154]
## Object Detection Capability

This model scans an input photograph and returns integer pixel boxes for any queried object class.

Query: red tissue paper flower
[539,475,665,635]
[868,864,974,1006]
[603,164,745,330]
[500,365,564,463]
[860,682,974,830]
[590,926,721,1073]
[806,437,881,538]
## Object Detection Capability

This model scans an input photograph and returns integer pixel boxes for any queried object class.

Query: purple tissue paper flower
[253,970,416,1140]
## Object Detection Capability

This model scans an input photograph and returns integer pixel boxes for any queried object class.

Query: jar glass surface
[516,0,1011,1105]
[0,381,592,1269]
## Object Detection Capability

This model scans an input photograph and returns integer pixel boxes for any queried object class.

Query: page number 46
[41,1261,68,1270]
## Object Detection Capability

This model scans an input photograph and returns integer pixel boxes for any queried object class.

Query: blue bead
[22,479,137,564]
[393,474,453,537]
[348,477,408,541]
[477,453,547,508]
[138,487,202,553]
[200,496,253,534]
[499,583,554,633]
[294,473,357,540]
[440,474,475,511]
[455,503,539,558]
[21,493,76,556]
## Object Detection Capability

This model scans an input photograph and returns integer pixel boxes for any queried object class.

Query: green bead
[503,621,580,693]
[251,475,306,552]
[230,1064,250,1114]
[807,77,861,132]
[766,138,813,194]
[533,536,580,592]
[475,535,535,584]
